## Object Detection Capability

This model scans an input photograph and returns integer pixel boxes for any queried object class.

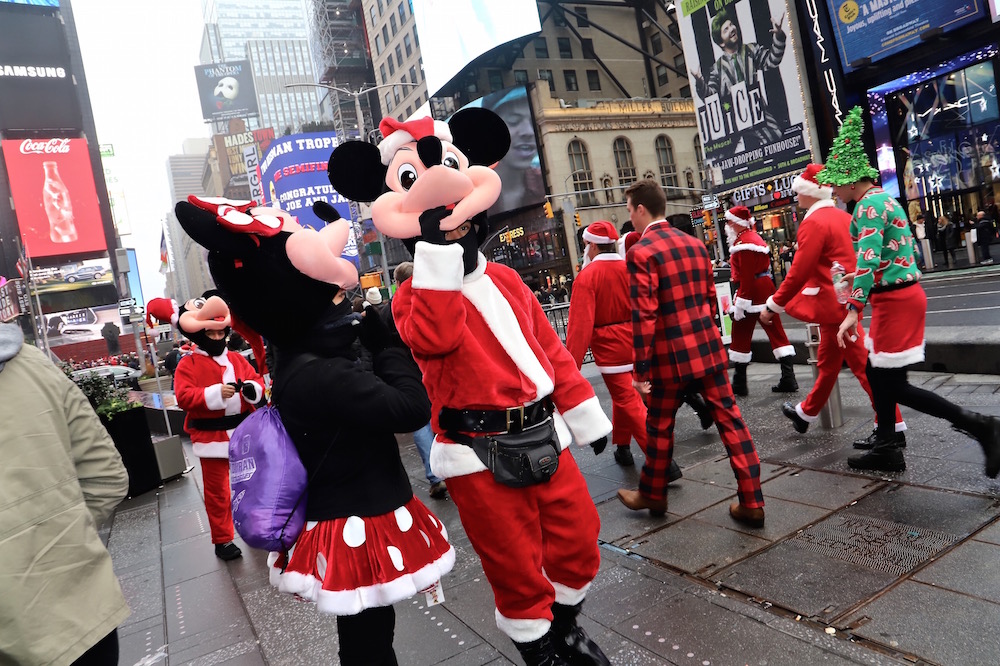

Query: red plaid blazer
[627,221,728,383]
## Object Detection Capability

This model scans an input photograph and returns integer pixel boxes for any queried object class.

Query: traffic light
[702,210,714,242]
[574,213,582,227]
[544,201,554,218]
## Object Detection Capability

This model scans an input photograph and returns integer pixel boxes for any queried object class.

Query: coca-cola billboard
[1,138,107,258]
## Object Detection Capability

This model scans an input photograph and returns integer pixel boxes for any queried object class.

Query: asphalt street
[922,268,1000,326]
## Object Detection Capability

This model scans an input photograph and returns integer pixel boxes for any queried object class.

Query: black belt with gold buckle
[438,397,554,434]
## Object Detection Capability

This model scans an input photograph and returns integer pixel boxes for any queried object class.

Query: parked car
[71,365,142,388]
[64,266,108,283]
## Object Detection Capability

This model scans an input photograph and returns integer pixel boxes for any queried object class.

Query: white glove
[731,303,746,321]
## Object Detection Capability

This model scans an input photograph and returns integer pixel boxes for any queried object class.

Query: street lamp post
[285,81,418,291]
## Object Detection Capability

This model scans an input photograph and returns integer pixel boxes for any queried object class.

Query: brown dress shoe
[729,502,765,528]
[617,489,667,516]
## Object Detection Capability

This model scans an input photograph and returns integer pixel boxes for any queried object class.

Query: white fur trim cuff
[792,175,833,199]
[868,342,926,368]
[729,349,752,363]
[773,345,796,359]
[896,421,907,432]
[412,242,464,291]
[729,242,771,254]
[429,440,487,479]
[735,297,753,310]
[545,574,591,606]
[795,403,819,422]
[205,384,227,411]
[192,440,230,458]
[765,295,785,313]
[378,120,452,165]
[596,363,634,374]
[497,611,550,643]
[725,210,754,227]
[560,396,612,445]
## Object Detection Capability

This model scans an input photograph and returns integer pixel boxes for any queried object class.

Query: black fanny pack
[450,417,561,488]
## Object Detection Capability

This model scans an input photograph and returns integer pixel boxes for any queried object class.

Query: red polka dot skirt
[267,496,455,615]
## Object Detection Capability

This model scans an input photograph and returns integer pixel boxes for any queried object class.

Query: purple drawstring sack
[229,406,307,551]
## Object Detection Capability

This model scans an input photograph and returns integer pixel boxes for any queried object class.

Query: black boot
[513,632,572,666]
[667,460,683,483]
[781,402,809,434]
[771,357,799,393]
[955,410,1000,478]
[214,542,242,561]
[854,428,906,450]
[613,446,634,466]
[847,432,906,472]
[731,363,748,397]
[550,602,610,666]
[686,391,714,430]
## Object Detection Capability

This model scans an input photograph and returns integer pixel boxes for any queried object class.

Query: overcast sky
[73,0,208,302]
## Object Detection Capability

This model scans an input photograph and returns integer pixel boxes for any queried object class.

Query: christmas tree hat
[816,106,879,186]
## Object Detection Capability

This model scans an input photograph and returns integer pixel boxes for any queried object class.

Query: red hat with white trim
[582,220,619,245]
[725,205,754,228]
[146,298,178,329]
[792,163,833,200]
[377,116,453,166]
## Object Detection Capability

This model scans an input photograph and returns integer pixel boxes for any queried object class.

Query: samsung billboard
[412,0,542,96]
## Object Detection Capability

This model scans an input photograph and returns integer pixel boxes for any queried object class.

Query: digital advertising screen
[0,1,60,6]
[258,132,359,265]
[678,0,813,191]
[0,10,81,131]
[194,60,259,122]
[412,0,542,96]
[2,138,108,259]
[826,0,986,72]
[459,85,545,218]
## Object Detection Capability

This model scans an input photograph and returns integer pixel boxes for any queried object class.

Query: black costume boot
[667,460,683,483]
[854,428,906,450]
[550,602,610,666]
[513,632,572,666]
[731,363,749,397]
[686,391,714,430]
[847,432,906,472]
[781,402,809,434]
[954,410,1000,478]
[771,357,799,393]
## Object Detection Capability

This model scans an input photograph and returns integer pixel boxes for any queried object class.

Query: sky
[73,0,209,302]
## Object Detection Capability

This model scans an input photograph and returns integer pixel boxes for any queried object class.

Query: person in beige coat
[0,322,130,666]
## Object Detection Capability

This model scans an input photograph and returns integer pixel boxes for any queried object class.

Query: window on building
[398,2,406,23]
[388,57,395,75]
[586,69,600,90]
[650,33,663,56]
[375,35,382,55]
[385,91,392,112]
[534,37,548,59]
[466,80,479,95]
[553,8,566,26]
[581,38,595,59]
[655,135,679,194]
[514,69,529,84]
[380,63,387,84]
[694,136,706,189]
[400,72,407,84]
[614,137,637,190]
[394,85,401,104]
[538,68,555,92]
[376,0,384,13]
[576,7,589,27]
[668,22,680,40]
[396,45,403,68]
[563,70,579,91]
[414,26,419,47]
[656,64,668,86]
[567,140,598,207]
[488,69,504,91]
[558,37,573,59]
[405,105,411,118]
[404,33,412,57]
[390,14,397,36]
[410,65,418,83]
[370,5,377,25]
[674,53,686,71]
[680,85,691,97]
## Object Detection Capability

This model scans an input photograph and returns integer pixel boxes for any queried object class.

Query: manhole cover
[793,514,960,576]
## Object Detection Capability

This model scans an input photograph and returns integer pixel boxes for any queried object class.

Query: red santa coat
[766,199,855,325]
[565,253,633,373]
[173,350,264,458]
[393,244,612,480]
[730,228,775,313]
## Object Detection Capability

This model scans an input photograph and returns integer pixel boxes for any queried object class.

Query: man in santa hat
[760,164,905,441]
[725,204,797,395]
[146,294,265,561]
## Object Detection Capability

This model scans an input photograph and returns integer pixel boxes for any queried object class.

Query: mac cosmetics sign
[0,10,82,130]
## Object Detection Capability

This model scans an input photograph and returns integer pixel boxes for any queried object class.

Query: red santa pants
[445,451,600,643]
[603,371,648,451]
[200,457,235,544]
[798,322,903,428]
[729,312,792,360]
[641,370,763,508]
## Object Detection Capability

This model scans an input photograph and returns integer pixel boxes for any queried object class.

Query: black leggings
[337,606,398,665]
[71,629,118,666]
[866,361,967,438]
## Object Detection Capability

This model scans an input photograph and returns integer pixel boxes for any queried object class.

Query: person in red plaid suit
[617,179,765,527]
[725,205,798,396]
[760,164,905,440]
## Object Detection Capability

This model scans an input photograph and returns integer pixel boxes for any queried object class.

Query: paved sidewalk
[109,363,1000,665]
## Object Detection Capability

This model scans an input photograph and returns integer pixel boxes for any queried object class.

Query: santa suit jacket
[628,220,728,383]
[766,199,855,325]
[565,253,633,373]
[393,243,612,480]
[730,228,775,312]
[173,350,264,458]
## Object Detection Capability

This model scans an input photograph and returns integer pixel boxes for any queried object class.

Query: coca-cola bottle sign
[19,138,72,155]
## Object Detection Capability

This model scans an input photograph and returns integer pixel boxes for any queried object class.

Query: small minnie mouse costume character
[173,197,454,665]
[328,110,613,666]
[146,293,265,561]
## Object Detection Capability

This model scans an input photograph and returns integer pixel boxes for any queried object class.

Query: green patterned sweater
[848,187,921,309]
